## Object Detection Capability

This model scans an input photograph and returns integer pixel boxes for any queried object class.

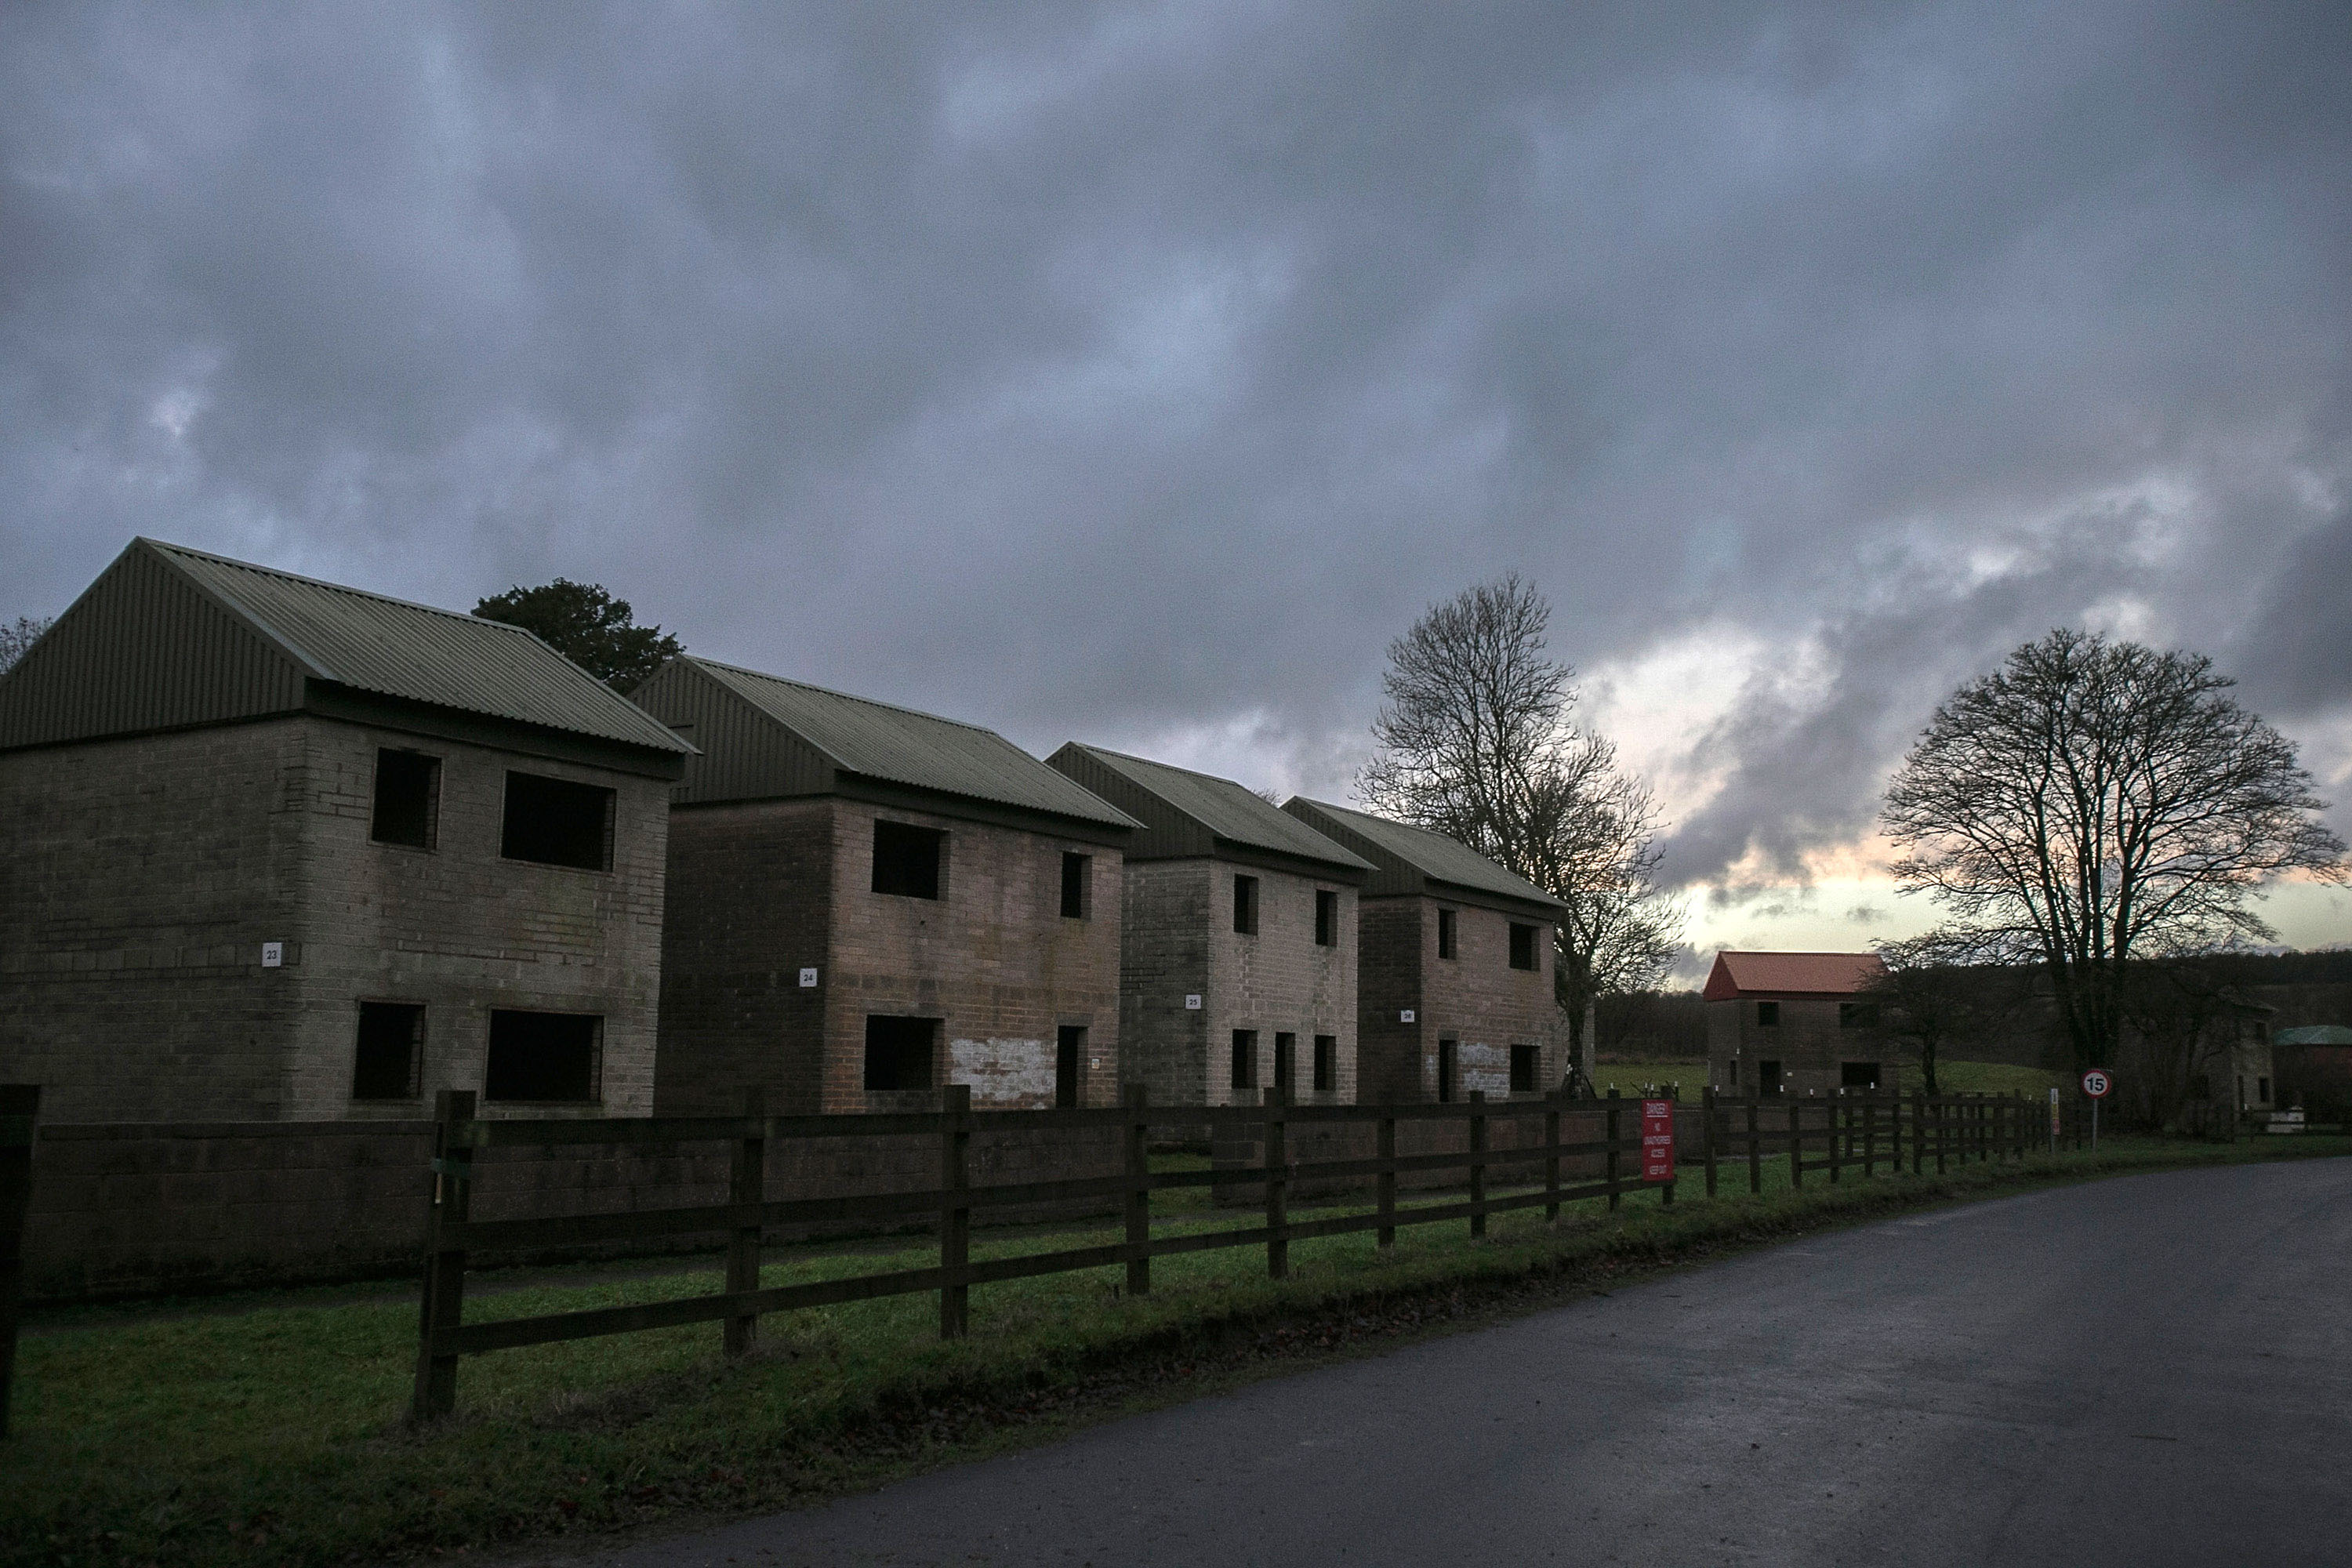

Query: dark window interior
[1757,1001,1781,1027]
[873,821,944,899]
[501,772,613,869]
[1510,1044,1539,1094]
[1233,875,1258,935]
[1056,1025,1085,1109]
[1274,1032,1296,1091]
[1232,1029,1258,1091]
[1509,923,1538,971]
[370,750,439,849]
[1061,852,1091,919]
[351,1002,423,1099]
[1313,1035,1337,1091]
[1315,890,1338,947]
[1838,1002,1879,1029]
[2259,1076,2270,1102]
[1437,1039,1457,1102]
[1759,1058,1783,1095]
[1841,1061,1881,1089]
[484,1010,601,1102]
[1437,908,1457,960]
[863,1015,937,1091]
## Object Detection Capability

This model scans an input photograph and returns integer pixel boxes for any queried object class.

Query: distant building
[631,657,1137,1113]
[1044,744,1369,1107]
[1702,950,1891,1098]
[0,539,692,1122]
[1281,799,1566,1103]
[2274,1024,2352,1121]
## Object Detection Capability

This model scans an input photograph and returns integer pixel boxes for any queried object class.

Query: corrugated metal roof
[1283,797,1564,911]
[1054,744,1372,871]
[147,540,691,754]
[2276,1025,2352,1047]
[1702,951,1887,1001]
[681,657,1138,828]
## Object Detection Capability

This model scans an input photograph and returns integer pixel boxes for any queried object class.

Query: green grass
[1593,1056,2068,1099]
[8,1133,2347,1568]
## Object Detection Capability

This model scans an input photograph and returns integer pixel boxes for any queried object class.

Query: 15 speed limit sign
[2081,1069,2112,1099]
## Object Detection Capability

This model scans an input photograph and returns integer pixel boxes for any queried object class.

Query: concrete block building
[1701,950,1891,1098]
[0,539,692,1123]
[631,657,1138,1113]
[1280,799,1566,1103]
[1044,744,1370,1107]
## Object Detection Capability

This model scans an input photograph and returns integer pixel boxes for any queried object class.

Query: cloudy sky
[5,2,2348,971]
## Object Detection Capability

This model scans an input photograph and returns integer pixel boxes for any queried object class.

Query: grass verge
[7,1134,2347,1568]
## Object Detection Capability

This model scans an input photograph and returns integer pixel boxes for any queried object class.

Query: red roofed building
[1704,950,1892,1098]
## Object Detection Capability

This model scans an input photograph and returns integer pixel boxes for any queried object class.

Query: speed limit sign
[2082,1069,2112,1099]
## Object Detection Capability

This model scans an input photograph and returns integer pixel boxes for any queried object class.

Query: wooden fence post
[1936,1097,1949,1175]
[1746,1094,1762,1194]
[1605,1091,1622,1211]
[940,1084,971,1340]
[1265,1084,1289,1279]
[1828,1098,1843,1185]
[1377,1110,1397,1250]
[0,1085,38,1442]
[1862,1098,1876,1178]
[1702,1087,1719,1200]
[1890,1091,1903,1173]
[1544,1090,1563,1222]
[1788,1100,1803,1189]
[1468,1091,1488,1239]
[1911,1091,1925,1176]
[724,1087,765,1358]
[411,1088,475,1422]
[1123,1083,1151,1298]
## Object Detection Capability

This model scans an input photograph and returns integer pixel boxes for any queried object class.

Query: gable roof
[1703,951,1888,1001]
[1044,744,1371,877]
[1280,797,1565,915]
[0,538,692,765]
[630,656,1138,833]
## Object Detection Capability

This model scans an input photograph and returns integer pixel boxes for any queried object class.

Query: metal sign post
[2081,1069,2111,1152]
[2048,1087,2060,1156]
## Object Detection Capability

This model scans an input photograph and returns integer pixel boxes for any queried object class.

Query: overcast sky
[5,2,2348,970]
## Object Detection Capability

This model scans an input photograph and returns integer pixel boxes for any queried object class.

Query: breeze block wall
[22,1112,1123,1303]
[1417,899,1559,1099]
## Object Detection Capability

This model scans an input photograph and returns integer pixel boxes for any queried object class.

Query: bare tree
[1882,628,2345,1073]
[0,615,53,676]
[1360,576,1682,1065]
[1862,935,2029,1098]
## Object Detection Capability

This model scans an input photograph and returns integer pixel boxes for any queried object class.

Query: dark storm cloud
[4,1,2348,883]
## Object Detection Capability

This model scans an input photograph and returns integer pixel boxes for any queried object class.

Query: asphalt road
[548,1159,2352,1567]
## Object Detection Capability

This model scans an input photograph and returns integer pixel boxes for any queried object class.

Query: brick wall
[656,796,1123,1114]
[1707,997,1890,1098]
[1358,895,1558,1103]
[1120,858,1358,1110]
[0,716,670,1123]
[22,1114,1122,1302]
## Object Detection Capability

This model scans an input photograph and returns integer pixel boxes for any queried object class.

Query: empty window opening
[1437,908,1457,960]
[1730,1058,1741,1088]
[1756,1001,1781,1027]
[1838,1002,1879,1029]
[370,750,440,849]
[484,1010,601,1102]
[2252,1020,2269,1043]
[351,1002,424,1100]
[1509,923,1539,971]
[501,772,614,870]
[1273,1032,1296,1092]
[1060,852,1091,919]
[1313,1035,1337,1092]
[864,1015,938,1091]
[873,821,944,899]
[2258,1076,2270,1103]
[1510,1044,1539,1094]
[1841,1061,1881,1090]
[2237,1074,2246,1107]
[1315,890,1339,947]
[1233,874,1259,935]
[1231,1029,1258,1091]
[1437,1039,1458,1102]
[1758,1058,1783,1096]
[1056,1025,1086,1109]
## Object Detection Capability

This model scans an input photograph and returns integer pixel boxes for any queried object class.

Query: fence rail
[408,1084,1677,1419]
[1697,1088,2053,1198]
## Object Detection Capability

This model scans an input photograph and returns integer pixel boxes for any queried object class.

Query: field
[8,1128,2346,1568]
[1592,1056,2068,1099]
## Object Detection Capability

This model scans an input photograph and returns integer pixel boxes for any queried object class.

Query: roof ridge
[688,655,1011,740]
[141,538,535,635]
[1077,741,1272,793]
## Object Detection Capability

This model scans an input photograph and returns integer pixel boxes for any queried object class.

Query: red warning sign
[1641,1098,1676,1182]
